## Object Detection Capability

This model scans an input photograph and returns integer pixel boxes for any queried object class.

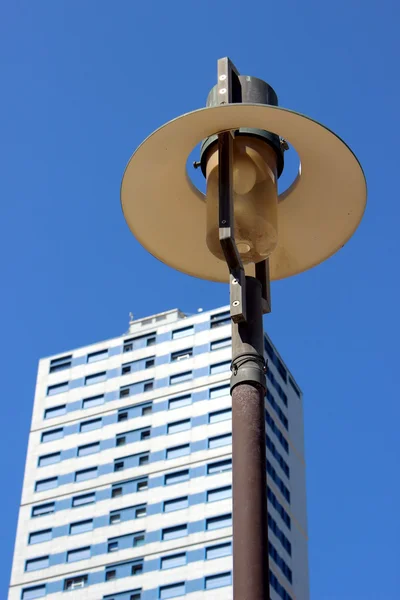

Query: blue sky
[1,1,399,598]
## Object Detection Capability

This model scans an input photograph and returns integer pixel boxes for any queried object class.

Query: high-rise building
[9,306,308,600]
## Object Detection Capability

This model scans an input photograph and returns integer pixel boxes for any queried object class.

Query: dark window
[147,336,156,346]
[118,411,128,422]
[140,429,151,440]
[133,534,145,546]
[144,381,153,392]
[145,358,155,368]
[122,365,131,375]
[139,453,149,465]
[142,404,152,416]
[114,461,124,472]
[137,480,148,492]
[108,541,118,552]
[49,355,72,373]
[64,575,88,591]
[116,436,126,447]
[105,569,116,581]
[171,348,193,362]
[210,311,231,328]
[120,387,130,398]
[111,487,122,498]
[131,563,143,576]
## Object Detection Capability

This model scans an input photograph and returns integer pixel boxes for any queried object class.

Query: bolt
[193,161,201,169]
[280,138,289,152]
[232,301,240,307]
[219,88,227,94]
[232,279,238,285]
[219,74,227,81]
[221,220,226,224]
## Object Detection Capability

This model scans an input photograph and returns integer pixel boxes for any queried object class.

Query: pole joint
[231,351,267,393]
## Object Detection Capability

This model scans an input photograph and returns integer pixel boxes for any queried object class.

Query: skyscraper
[9,306,308,600]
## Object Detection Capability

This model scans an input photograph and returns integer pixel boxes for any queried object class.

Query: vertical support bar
[256,258,272,314]
[231,277,269,600]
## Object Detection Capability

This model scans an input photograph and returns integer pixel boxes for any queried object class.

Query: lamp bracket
[217,57,271,322]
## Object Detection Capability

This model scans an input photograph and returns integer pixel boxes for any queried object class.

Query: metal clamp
[217,57,271,322]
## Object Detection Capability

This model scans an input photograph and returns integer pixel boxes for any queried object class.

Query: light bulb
[205,136,279,264]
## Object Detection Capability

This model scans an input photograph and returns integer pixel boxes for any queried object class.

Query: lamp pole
[231,277,269,599]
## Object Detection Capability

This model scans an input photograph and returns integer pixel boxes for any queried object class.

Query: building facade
[9,306,309,600]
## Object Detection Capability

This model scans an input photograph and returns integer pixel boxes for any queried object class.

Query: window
[67,547,91,562]
[207,485,232,503]
[41,428,63,443]
[70,520,93,535]
[105,569,116,581]
[161,553,186,570]
[118,411,128,422]
[211,337,231,351]
[87,349,108,363]
[64,575,88,591]
[122,364,133,375]
[35,477,57,492]
[167,419,191,434]
[208,434,232,449]
[25,556,49,571]
[166,444,190,460]
[116,436,126,447]
[133,533,145,547]
[75,467,98,483]
[114,461,124,472]
[266,411,289,454]
[78,442,100,457]
[209,384,230,399]
[144,381,153,392]
[164,470,189,485]
[108,541,118,552]
[135,506,147,518]
[207,459,232,475]
[168,395,191,410]
[206,514,232,530]
[145,358,155,368]
[163,497,188,513]
[85,372,106,385]
[49,355,72,373]
[72,492,95,507]
[44,404,66,419]
[137,480,148,492]
[22,585,46,599]
[142,404,152,416]
[289,377,301,398]
[147,336,156,346]
[111,486,122,498]
[206,542,232,560]
[268,488,291,529]
[139,453,149,465]
[205,572,232,590]
[162,524,187,541]
[268,513,292,556]
[32,502,55,518]
[131,563,143,576]
[140,429,151,440]
[209,408,231,423]
[172,326,194,339]
[49,354,72,373]
[120,387,130,398]
[29,529,52,544]
[171,348,193,361]
[110,513,121,525]
[159,583,185,599]
[82,394,104,409]
[267,460,290,503]
[47,381,69,396]
[267,390,288,430]
[210,360,230,375]
[38,452,61,467]
[210,311,230,328]
[130,594,141,600]
[170,371,192,385]
[80,418,102,432]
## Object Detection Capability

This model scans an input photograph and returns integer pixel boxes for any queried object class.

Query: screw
[219,74,227,81]
[280,138,289,152]
[219,88,227,94]
[232,301,240,307]
[221,220,226,224]
[193,161,201,169]
[232,279,238,285]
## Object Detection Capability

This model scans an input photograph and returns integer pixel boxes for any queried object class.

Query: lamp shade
[121,103,367,282]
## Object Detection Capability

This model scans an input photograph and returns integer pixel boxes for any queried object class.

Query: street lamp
[121,57,366,600]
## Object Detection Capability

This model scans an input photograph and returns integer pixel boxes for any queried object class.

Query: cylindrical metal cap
[200,75,285,177]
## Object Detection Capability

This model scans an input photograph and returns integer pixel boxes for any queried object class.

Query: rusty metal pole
[231,276,269,600]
